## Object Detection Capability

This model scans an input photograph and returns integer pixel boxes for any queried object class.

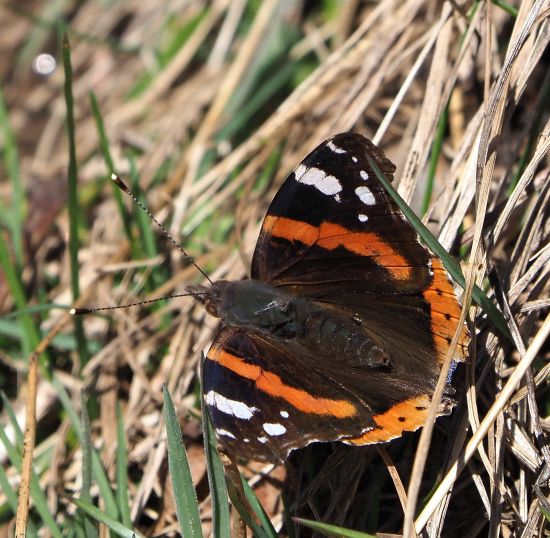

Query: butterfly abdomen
[300,310,390,368]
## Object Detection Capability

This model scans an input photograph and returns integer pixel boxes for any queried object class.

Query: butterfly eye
[206,301,221,318]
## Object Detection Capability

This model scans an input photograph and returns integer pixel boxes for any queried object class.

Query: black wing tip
[329,132,396,176]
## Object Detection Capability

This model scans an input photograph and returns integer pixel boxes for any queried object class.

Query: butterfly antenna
[111,174,214,285]
[70,291,208,315]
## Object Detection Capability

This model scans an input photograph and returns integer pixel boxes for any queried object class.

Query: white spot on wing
[263,423,287,436]
[216,428,236,439]
[334,193,341,203]
[258,437,268,444]
[355,186,375,205]
[327,140,346,154]
[295,164,342,195]
[280,411,289,418]
[360,170,369,181]
[352,156,358,163]
[205,390,257,420]
[358,214,369,222]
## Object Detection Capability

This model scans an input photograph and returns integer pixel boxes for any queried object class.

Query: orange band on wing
[423,258,469,365]
[343,395,432,445]
[208,345,357,418]
[263,216,411,280]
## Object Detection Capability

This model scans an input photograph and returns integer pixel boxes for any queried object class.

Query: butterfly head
[186,281,227,318]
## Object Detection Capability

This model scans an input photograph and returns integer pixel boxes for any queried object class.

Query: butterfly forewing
[252,133,431,294]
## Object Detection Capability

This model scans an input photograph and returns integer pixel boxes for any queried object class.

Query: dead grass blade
[415,313,550,533]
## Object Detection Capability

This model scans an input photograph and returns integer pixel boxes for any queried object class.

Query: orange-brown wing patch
[424,258,469,365]
[208,344,358,418]
[342,395,432,445]
[262,215,412,280]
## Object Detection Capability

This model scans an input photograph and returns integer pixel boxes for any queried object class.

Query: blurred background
[1,1,549,536]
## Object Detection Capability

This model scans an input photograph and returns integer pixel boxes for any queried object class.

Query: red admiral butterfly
[189,133,469,463]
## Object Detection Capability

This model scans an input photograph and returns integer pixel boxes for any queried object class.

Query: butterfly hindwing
[203,326,441,462]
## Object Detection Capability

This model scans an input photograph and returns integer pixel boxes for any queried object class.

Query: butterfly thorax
[188,279,390,369]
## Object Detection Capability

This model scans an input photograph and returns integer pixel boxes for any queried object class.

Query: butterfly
[188,133,469,463]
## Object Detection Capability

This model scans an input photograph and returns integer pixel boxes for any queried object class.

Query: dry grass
[1,1,549,536]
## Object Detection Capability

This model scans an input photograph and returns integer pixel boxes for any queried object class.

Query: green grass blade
[88,91,115,173]
[240,474,278,537]
[66,497,145,538]
[61,33,88,367]
[367,154,512,341]
[89,91,135,251]
[52,375,119,520]
[0,456,18,513]
[62,32,79,299]
[115,403,132,528]
[127,154,158,261]
[226,480,269,538]
[1,392,23,445]
[67,525,79,538]
[162,385,203,538]
[0,462,39,537]
[0,85,24,266]
[73,519,86,538]
[0,444,28,531]
[80,392,98,538]
[0,398,39,534]
[201,383,230,538]
[491,0,518,16]
[80,393,93,497]
[0,318,80,353]
[0,235,41,358]
[421,104,448,216]
[294,518,376,538]
[0,426,62,537]
[3,386,48,535]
